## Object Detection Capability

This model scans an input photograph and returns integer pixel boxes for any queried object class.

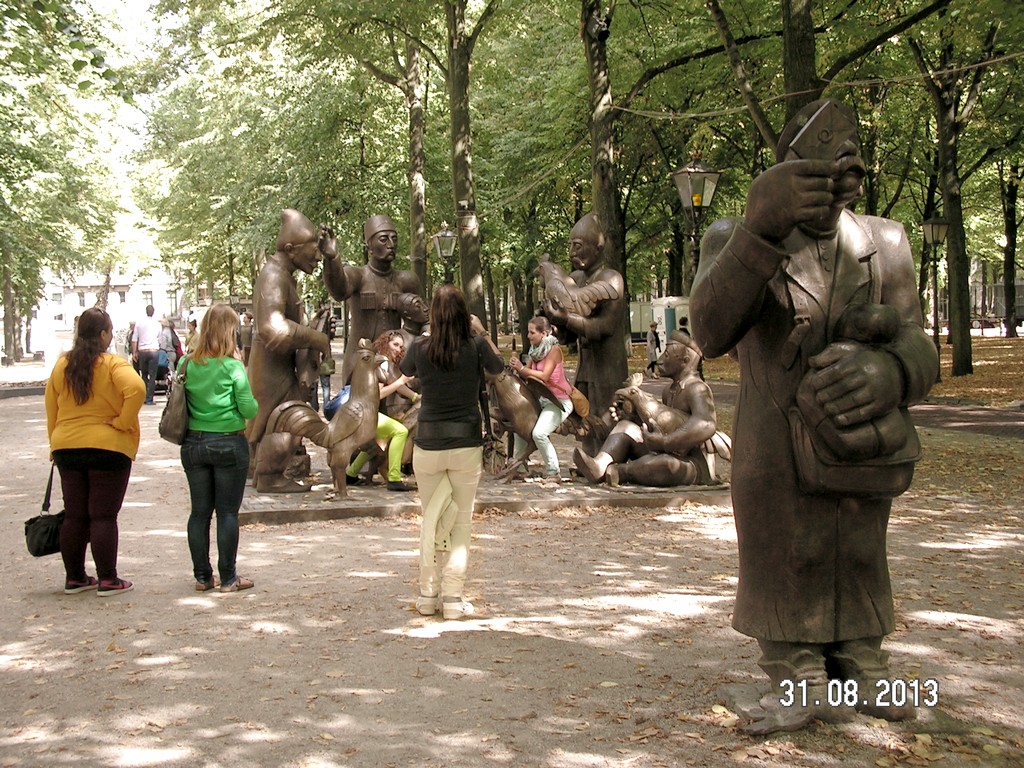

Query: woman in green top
[179,304,259,593]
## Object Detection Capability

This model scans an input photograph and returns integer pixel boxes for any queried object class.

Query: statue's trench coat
[690,210,937,643]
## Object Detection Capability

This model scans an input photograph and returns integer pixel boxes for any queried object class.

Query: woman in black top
[400,285,504,619]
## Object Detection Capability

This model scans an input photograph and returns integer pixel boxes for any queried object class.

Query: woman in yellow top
[45,307,146,596]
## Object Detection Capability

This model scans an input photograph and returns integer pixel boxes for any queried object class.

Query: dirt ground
[2,389,1023,768]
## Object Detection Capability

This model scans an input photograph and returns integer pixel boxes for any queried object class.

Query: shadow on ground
[2,397,1022,766]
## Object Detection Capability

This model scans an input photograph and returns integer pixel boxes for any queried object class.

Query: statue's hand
[318,224,338,260]
[806,340,902,428]
[314,330,332,356]
[542,298,568,325]
[744,159,838,242]
[641,423,665,452]
[608,403,621,423]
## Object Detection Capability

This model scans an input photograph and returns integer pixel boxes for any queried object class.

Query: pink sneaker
[97,578,134,597]
[64,576,98,594]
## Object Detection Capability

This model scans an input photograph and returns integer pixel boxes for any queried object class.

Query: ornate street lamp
[432,222,458,284]
[922,217,949,382]
[672,162,721,272]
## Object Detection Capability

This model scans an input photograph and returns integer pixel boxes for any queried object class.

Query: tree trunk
[446,0,485,319]
[781,0,823,120]
[581,0,625,277]
[14,313,23,360]
[907,29,999,376]
[405,43,428,295]
[930,91,972,374]
[938,149,973,375]
[1000,160,1019,338]
[360,39,428,296]
[95,268,112,311]
[483,256,497,339]
[510,269,528,351]
[667,219,684,297]
[1,249,15,366]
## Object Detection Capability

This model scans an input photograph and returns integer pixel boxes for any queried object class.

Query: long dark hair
[64,307,112,405]
[425,284,471,371]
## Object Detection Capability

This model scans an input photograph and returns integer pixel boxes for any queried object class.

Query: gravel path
[2,384,1022,767]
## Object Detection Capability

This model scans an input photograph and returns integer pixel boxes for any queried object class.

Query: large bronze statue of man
[539,212,628,448]
[247,209,333,493]
[690,99,938,733]
[321,215,422,383]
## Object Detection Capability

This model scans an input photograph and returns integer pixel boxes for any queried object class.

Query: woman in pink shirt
[509,315,573,478]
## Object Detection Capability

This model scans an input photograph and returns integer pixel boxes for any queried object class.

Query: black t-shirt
[401,335,504,449]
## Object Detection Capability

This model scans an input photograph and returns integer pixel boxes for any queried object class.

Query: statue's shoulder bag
[789,404,920,499]
[786,217,921,499]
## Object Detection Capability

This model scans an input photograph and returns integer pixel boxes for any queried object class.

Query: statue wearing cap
[571,329,729,487]
[321,215,422,383]
[247,208,334,492]
[537,212,628,450]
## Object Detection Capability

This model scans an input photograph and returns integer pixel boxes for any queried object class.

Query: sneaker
[442,598,475,620]
[345,474,363,486]
[415,594,439,616]
[97,578,134,596]
[219,576,254,593]
[64,576,98,594]
[387,481,415,492]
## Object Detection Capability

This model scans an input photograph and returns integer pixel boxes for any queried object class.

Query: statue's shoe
[605,465,621,487]
[572,447,606,483]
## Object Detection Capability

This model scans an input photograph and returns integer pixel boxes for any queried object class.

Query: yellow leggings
[347,413,409,482]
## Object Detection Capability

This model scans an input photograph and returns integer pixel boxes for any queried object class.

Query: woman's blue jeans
[181,432,249,585]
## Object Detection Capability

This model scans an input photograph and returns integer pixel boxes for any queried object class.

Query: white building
[23,266,188,368]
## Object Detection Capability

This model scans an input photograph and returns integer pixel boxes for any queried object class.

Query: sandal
[97,578,134,597]
[219,576,254,593]
[195,576,220,592]
[64,576,99,594]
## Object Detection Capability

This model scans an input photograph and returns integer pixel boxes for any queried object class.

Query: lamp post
[432,222,458,284]
[922,217,948,383]
[672,162,721,275]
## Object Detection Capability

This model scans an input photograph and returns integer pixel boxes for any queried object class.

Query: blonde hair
[193,303,240,363]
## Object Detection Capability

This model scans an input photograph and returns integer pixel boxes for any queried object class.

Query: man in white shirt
[131,305,162,404]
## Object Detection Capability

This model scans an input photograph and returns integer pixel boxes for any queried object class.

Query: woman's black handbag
[25,463,64,557]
